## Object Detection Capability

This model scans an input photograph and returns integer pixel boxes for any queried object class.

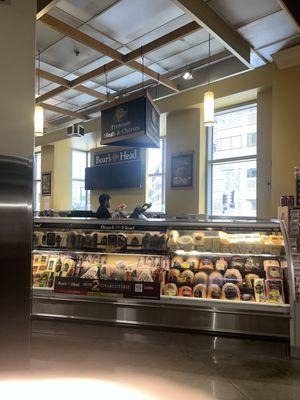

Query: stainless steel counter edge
[32,288,290,315]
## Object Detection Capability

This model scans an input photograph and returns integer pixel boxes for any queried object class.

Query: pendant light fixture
[204,34,214,127]
[34,50,44,136]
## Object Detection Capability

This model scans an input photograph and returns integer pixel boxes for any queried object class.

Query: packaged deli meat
[265,279,285,303]
[178,286,193,297]
[222,283,240,300]
[193,283,207,298]
[224,268,243,287]
[253,278,266,302]
[207,284,222,299]
[163,283,178,296]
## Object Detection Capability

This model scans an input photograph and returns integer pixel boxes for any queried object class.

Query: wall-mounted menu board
[85,160,143,190]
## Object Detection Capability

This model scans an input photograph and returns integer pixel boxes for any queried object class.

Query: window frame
[146,138,166,213]
[206,103,257,217]
[71,149,90,211]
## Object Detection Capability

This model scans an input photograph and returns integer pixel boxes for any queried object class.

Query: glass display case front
[33,218,291,307]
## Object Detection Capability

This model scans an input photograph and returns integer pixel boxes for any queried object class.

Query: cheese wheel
[177,235,194,251]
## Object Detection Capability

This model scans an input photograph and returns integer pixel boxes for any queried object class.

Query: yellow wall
[271,64,300,214]
[166,108,201,214]
[0,1,35,157]
[53,141,72,211]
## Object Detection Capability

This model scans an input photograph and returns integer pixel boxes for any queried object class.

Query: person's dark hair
[99,193,111,206]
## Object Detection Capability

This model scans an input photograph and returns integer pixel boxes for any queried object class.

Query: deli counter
[32,217,295,340]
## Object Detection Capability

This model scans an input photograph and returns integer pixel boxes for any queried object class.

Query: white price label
[134,283,143,293]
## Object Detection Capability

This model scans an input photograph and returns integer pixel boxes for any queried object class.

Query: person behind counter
[96,193,126,219]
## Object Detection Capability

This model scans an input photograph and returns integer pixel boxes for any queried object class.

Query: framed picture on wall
[171,152,193,189]
[41,171,51,196]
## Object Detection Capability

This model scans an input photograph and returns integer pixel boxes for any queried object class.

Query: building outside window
[207,104,257,217]
[33,152,41,211]
[71,150,90,210]
[146,139,166,212]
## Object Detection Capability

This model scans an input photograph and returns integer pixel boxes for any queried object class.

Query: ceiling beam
[40,102,89,120]
[40,14,123,62]
[36,68,71,87]
[37,20,200,104]
[36,0,60,20]
[36,86,68,103]
[172,0,251,68]
[36,68,107,101]
[37,21,198,101]
[124,21,200,62]
[277,0,300,34]
[71,60,119,87]
[47,51,232,127]
[40,14,179,92]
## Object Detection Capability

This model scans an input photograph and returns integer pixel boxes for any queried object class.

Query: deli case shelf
[32,217,295,340]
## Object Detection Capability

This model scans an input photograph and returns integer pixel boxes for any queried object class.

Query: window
[146,139,166,212]
[71,150,90,210]
[207,104,257,217]
[247,132,256,147]
[33,152,41,211]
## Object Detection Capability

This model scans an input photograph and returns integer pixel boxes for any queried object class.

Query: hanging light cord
[208,33,211,89]
[141,46,145,88]
[38,50,41,97]
[104,64,109,101]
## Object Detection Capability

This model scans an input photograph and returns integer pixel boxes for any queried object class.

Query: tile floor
[3,320,300,400]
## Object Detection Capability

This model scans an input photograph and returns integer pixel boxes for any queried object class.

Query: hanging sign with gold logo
[101,91,160,148]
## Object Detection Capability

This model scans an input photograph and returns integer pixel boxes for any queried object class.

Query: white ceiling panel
[44,109,58,120]
[53,88,83,101]
[126,13,193,50]
[134,57,168,73]
[89,0,185,45]
[143,41,189,64]
[74,55,112,76]
[54,101,79,110]
[108,71,145,91]
[41,36,100,72]
[182,29,209,47]
[36,21,64,53]
[43,98,62,106]
[143,30,209,64]
[208,0,281,27]
[38,82,59,93]
[39,61,69,77]
[55,0,120,23]
[158,39,225,70]
[259,36,300,61]
[63,93,96,107]
[48,6,83,27]
[238,10,298,49]
[250,50,266,68]
[80,24,122,49]
[89,64,135,86]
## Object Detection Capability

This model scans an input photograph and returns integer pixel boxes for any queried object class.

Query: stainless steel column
[0,155,32,369]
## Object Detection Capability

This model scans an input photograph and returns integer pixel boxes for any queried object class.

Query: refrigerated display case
[32,217,295,340]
